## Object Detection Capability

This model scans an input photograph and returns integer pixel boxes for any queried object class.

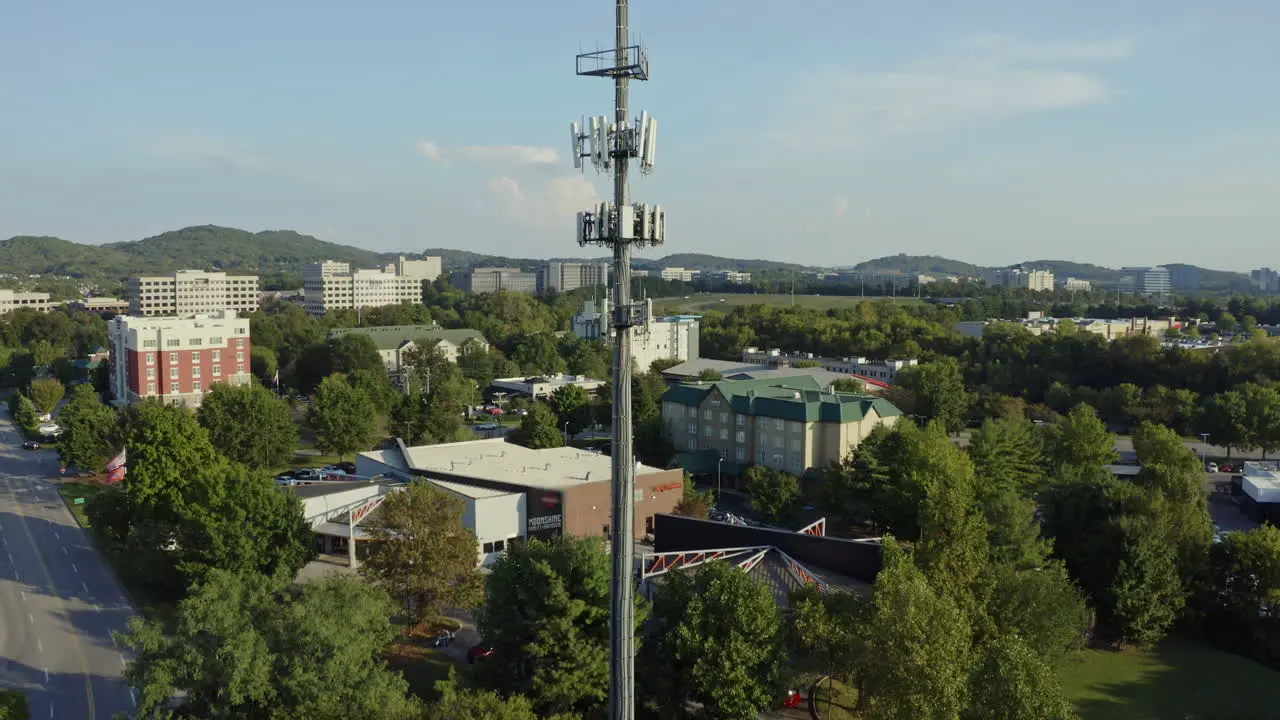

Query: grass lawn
[809,676,858,719]
[1059,639,1280,720]
[384,619,467,702]
[652,293,925,315]
[56,479,176,624]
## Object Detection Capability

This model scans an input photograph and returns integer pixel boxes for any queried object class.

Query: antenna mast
[570,2,664,718]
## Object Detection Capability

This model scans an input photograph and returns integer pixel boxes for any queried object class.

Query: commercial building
[986,266,1055,292]
[357,438,684,563]
[1062,277,1092,292]
[1239,462,1280,524]
[489,373,606,400]
[455,267,539,294]
[957,315,1182,340]
[740,347,919,385]
[69,297,131,315]
[660,375,901,477]
[106,309,252,408]
[128,270,260,317]
[303,256,441,317]
[705,270,752,285]
[1121,266,1173,297]
[540,261,609,294]
[660,267,700,282]
[327,324,489,373]
[0,289,51,315]
[571,297,700,372]
[1252,268,1279,293]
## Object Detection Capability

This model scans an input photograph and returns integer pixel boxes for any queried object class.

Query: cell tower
[569,1,664,718]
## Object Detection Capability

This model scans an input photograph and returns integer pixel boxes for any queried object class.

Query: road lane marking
[48,701,53,719]
[44,667,48,683]
[37,638,43,653]
[81,581,89,593]
[130,689,136,708]
[21,590,27,601]
[71,563,78,574]
[119,654,127,669]
[5,551,11,563]
[52,531,59,540]
[28,613,33,625]
[61,547,67,555]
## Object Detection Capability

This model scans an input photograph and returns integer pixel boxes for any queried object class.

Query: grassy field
[384,618,466,702]
[1060,639,1280,720]
[652,293,925,314]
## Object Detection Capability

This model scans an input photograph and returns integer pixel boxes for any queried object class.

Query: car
[781,688,803,709]
[476,423,499,432]
[294,468,322,482]
[335,461,357,474]
[1206,462,1219,473]
[1220,463,1235,473]
[466,645,494,664]
[22,441,40,450]
[486,407,504,416]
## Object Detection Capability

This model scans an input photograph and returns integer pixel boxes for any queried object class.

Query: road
[0,411,137,719]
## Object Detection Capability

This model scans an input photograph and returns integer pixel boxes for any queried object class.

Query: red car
[467,645,494,664]
[782,688,803,709]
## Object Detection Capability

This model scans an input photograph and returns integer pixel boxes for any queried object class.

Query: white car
[1206,462,1219,473]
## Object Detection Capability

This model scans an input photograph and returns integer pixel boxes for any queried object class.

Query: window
[718,428,728,440]
[719,412,728,423]
[210,336,222,345]
[645,516,654,534]
[146,354,155,365]
[212,365,221,376]
[193,381,202,392]
[142,340,157,348]
[735,447,746,461]
[735,431,745,443]
[687,407,696,418]
[483,541,494,553]
[735,415,745,427]
[146,368,155,379]
[146,382,156,395]
[774,436,783,448]
[169,352,178,363]
[773,418,784,430]
[192,367,201,378]
[493,539,504,553]
[170,368,179,379]
[772,453,784,465]
[687,438,697,450]
[710,398,721,408]
[790,455,802,470]
[212,350,221,361]
[702,408,711,420]
[191,352,200,363]
[703,426,712,437]
[235,338,245,347]
[687,422,697,433]
[758,450,766,463]
[236,352,244,362]
[189,338,203,346]
[166,338,180,347]
[790,438,802,451]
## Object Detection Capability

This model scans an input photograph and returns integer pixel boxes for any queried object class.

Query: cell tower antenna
[570,2,664,718]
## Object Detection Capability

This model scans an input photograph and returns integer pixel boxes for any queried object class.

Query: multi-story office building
[1062,277,1092,292]
[70,297,131,315]
[661,376,901,476]
[107,310,252,408]
[303,256,441,317]
[572,297,699,372]
[540,261,609,294]
[0,289,51,315]
[987,266,1055,292]
[705,270,753,285]
[1252,268,1279,293]
[660,267,700,282]
[1121,266,1173,297]
[456,267,538,294]
[1170,265,1202,291]
[128,270,260,317]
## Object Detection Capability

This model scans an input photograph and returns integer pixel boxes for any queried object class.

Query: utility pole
[570,3,663,718]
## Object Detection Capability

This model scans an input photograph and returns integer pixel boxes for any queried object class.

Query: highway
[0,409,137,719]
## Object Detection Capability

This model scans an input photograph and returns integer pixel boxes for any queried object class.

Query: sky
[1,1,1278,271]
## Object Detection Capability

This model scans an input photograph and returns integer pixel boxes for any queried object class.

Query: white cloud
[416,141,559,166]
[788,35,1132,150]
[487,174,600,228]
[833,196,849,218]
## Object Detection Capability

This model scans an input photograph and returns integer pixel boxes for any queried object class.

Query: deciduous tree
[896,357,969,433]
[549,384,591,436]
[510,402,564,450]
[197,382,298,469]
[639,561,788,719]
[742,464,799,523]
[964,635,1078,720]
[28,377,64,415]
[1042,404,1118,470]
[308,374,378,460]
[56,384,118,473]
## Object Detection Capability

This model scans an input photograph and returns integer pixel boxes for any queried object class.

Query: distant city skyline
[1,1,1277,270]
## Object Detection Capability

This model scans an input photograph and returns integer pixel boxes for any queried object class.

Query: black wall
[652,514,882,584]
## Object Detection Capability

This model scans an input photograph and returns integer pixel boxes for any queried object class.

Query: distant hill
[641,253,808,273]
[1017,260,1122,283]
[853,254,982,277]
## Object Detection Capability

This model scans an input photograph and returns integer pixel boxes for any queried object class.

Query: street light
[1200,432,1210,464]
[564,421,571,447]
[717,456,724,503]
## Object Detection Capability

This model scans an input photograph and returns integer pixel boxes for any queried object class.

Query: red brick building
[107,309,252,408]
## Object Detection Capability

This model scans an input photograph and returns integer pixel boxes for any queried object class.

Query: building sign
[527,490,564,540]
[653,482,682,493]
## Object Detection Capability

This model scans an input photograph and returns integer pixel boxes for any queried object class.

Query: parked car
[22,440,40,450]
[294,468,322,482]
[466,645,494,664]
[335,461,357,474]
[1206,462,1219,473]
[476,423,499,432]
[1220,463,1235,473]
[781,688,803,709]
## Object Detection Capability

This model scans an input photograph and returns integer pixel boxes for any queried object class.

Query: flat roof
[289,479,401,499]
[393,438,667,491]
[431,478,519,500]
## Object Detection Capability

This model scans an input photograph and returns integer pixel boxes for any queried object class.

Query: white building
[541,261,609,294]
[707,270,752,285]
[741,347,919,385]
[327,325,489,373]
[303,256,441,317]
[1121,266,1173,297]
[1252,268,1279,293]
[1062,277,1092,292]
[660,267,700,282]
[128,270,260,317]
[987,266,1055,292]
[0,289,51,315]
[490,373,606,400]
[571,297,700,373]
[107,309,252,408]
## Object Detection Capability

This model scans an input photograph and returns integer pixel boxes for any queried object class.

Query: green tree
[984,562,1090,662]
[11,393,38,431]
[251,344,279,380]
[0,689,30,720]
[639,561,788,719]
[510,402,565,450]
[1199,390,1251,458]
[428,670,562,720]
[742,464,799,523]
[549,384,591,436]
[695,368,723,381]
[360,482,485,622]
[308,374,378,460]
[197,382,298,469]
[56,384,118,473]
[967,418,1044,497]
[477,537,644,717]
[28,377,65,415]
[1042,404,1118,469]
[896,357,969,433]
[861,541,973,720]
[964,634,1078,720]
[1109,521,1185,646]
[673,474,715,519]
[121,570,421,720]
[832,377,867,394]
[1241,383,1280,459]
[1204,525,1280,665]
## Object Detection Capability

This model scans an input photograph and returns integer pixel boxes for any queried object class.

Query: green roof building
[328,325,488,373]
[660,376,901,478]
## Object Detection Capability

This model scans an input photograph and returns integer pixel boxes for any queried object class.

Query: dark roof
[661,376,901,424]
[288,480,380,498]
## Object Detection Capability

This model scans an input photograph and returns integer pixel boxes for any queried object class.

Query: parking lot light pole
[1200,433,1210,464]
[717,457,724,502]
[564,421,571,447]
